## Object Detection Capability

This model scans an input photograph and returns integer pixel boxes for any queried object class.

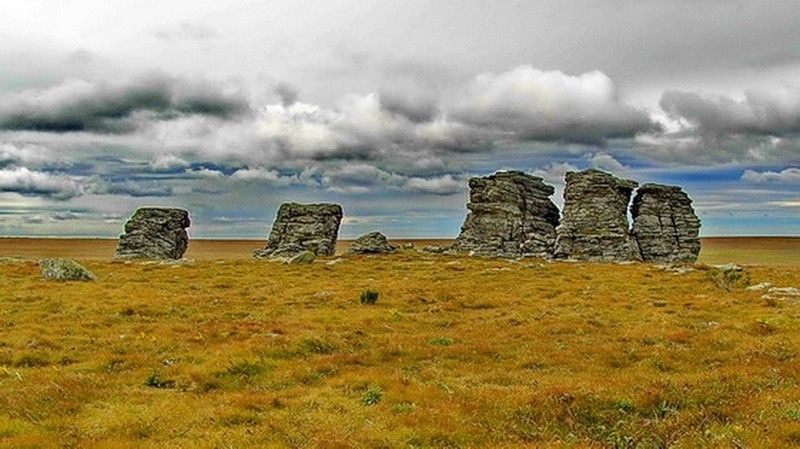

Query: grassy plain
[0,238,799,447]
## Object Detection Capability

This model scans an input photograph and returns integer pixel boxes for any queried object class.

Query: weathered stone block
[115,207,190,260]
[452,171,560,258]
[631,183,701,263]
[254,203,342,258]
[554,169,640,261]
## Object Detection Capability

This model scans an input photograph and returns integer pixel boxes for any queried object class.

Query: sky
[0,0,799,238]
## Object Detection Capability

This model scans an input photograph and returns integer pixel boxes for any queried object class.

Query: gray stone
[745,282,773,291]
[631,183,701,263]
[554,169,640,261]
[115,208,190,260]
[420,245,448,254]
[39,258,95,281]
[347,231,396,255]
[287,250,316,264]
[254,203,342,259]
[452,171,559,258]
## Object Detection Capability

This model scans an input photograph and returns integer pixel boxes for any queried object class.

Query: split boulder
[554,169,640,261]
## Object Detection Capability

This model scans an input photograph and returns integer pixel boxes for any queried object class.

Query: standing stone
[452,171,560,258]
[347,231,396,255]
[254,203,343,259]
[631,183,701,263]
[554,169,640,261]
[115,208,190,260]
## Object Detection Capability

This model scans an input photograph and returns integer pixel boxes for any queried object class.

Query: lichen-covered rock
[452,171,560,258]
[631,183,701,263]
[254,203,342,259]
[554,169,640,261]
[115,208,190,260]
[39,258,95,281]
[347,231,396,255]
[287,250,316,264]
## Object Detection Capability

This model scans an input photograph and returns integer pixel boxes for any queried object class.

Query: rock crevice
[553,169,640,262]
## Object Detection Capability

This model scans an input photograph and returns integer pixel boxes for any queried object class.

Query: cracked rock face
[347,231,396,255]
[631,183,701,263]
[254,203,342,258]
[452,171,560,258]
[554,169,640,261]
[115,208,190,260]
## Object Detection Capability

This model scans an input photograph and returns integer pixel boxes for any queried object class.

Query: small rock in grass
[711,263,743,272]
[39,258,95,282]
[745,282,773,291]
[769,287,800,296]
[286,250,315,264]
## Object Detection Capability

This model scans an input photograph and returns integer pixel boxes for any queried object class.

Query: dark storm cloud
[0,74,249,133]
[660,87,800,136]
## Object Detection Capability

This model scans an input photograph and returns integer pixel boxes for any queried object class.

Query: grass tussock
[0,250,798,447]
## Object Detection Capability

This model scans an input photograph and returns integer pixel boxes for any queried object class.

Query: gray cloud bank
[0,73,248,133]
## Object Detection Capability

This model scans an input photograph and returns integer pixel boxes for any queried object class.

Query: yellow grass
[0,239,799,447]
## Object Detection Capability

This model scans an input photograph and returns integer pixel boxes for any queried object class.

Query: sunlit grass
[0,247,799,447]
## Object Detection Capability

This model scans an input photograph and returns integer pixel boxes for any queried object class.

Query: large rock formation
[254,203,343,258]
[554,169,640,261]
[452,171,560,258]
[347,231,396,255]
[115,208,190,260]
[631,183,701,263]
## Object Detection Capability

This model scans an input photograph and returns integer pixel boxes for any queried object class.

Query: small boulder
[39,258,95,282]
[347,231,396,255]
[287,250,316,264]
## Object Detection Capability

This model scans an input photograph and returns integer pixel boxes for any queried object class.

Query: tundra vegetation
[0,243,799,448]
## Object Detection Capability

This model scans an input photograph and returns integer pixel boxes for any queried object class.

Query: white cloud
[446,66,656,142]
[0,167,84,200]
[150,154,190,171]
[741,167,800,183]
[586,153,625,171]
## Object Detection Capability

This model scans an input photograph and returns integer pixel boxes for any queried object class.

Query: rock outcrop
[554,169,640,261]
[39,258,95,281]
[115,208,190,260]
[254,203,342,259]
[347,231,396,255]
[452,171,560,258]
[631,183,701,263]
